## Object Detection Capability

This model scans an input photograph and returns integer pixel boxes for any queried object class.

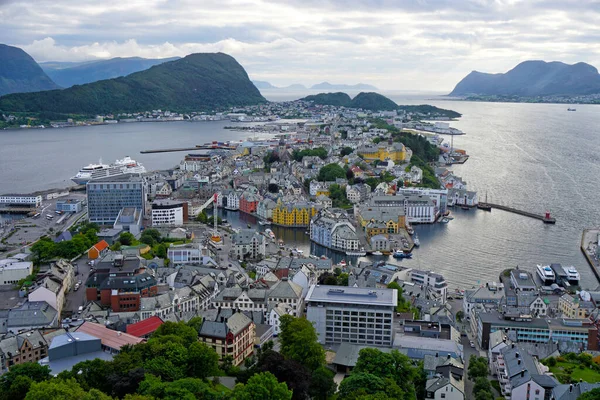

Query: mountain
[0,53,267,114]
[302,92,352,106]
[282,84,307,90]
[450,60,600,97]
[252,80,277,89]
[349,92,397,111]
[310,82,378,91]
[0,44,60,96]
[41,57,180,87]
[301,92,397,111]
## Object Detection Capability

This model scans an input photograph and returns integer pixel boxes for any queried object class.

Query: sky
[2,0,600,91]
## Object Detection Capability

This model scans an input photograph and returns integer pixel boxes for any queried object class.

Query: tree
[186,317,203,332]
[268,183,279,193]
[0,362,51,400]
[317,163,346,182]
[66,359,113,394]
[253,350,312,400]
[151,322,198,346]
[455,310,465,323]
[187,342,219,379]
[30,238,56,265]
[337,373,386,399]
[196,210,208,223]
[340,147,353,157]
[154,243,168,259]
[468,355,489,380]
[118,232,135,246]
[279,316,325,371]
[578,388,600,400]
[352,348,418,398]
[309,366,336,400]
[25,378,86,400]
[231,372,292,400]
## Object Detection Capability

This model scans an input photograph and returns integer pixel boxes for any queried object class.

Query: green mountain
[0,44,60,96]
[450,60,600,97]
[0,52,266,114]
[41,56,180,87]
[302,92,352,106]
[301,92,397,111]
[349,92,397,111]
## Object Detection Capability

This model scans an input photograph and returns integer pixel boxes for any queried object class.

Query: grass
[549,362,600,383]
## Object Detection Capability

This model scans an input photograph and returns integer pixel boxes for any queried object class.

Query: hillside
[41,56,180,87]
[349,92,397,111]
[0,53,266,114]
[310,82,378,90]
[450,60,600,97]
[302,92,352,106]
[0,44,60,96]
[252,80,277,89]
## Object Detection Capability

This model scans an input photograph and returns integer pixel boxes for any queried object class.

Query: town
[0,98,599,399]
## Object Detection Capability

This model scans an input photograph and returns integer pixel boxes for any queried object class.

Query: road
[64,258,92,316]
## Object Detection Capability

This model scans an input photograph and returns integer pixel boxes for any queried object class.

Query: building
[232,229,266,260]
[310,208,360,252]
[86,176,145,225]
[425,375,465,400]
[113,207,143,236]
[462,283,505,317]
[356,205,406,238]
[39,331,110,375]
[167,243,203,265]
[198,312,255,366]
[0,194,42,207]
[7,301,58,333]
[75,322,144,353]
[397,188,448,215]
[357,142,407,163]
[256,198,277,220]
[239,191,261,214]
[409,269,448,302]
[151,199,188,226]
[272,199,318,227]
[88,240,110,260]
[218,190,240,211]
[0,258,33,285]
[126,316,165,338]
[370,195,437,224]
[56,199,83,213]
[0,330,48,373]
[558,294,594,319]
[305,285,397,346]
[509,269,538,292]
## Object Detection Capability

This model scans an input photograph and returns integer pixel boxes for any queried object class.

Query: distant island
[0,44,60,96]
[251,80,377,91]
[450,60,600,103]
[40,56,180,88]
[301,91,461,118]
[0,52,266,114]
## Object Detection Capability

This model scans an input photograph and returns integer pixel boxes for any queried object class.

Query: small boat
[295,248,304,254]
[247,223,251,228]
[413,235,420,247]
[567,108,576,111]
[406,226,414,235]
[440,218,450,224]
[393,250,412,259]
[536,264,556,285]
[562,265,580,286]
[258,220,271,226]
[339,260,347,267]
[461,205,470,210]
[477,192,492,211]
[265,229,276,239]
[372,251,383,256]
[346,250,367,256]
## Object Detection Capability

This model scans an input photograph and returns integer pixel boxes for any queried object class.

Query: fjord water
[1,95,599,289]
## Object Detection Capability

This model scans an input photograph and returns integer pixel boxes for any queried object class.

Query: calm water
[1,94,599,289]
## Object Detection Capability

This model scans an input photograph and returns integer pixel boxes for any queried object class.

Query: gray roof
[8,301,58,328]
[0,330,46,357]
[233,229,265,245]
[268,280,303,300]
[332,342,392,367]
[552,383,600,400]
[199,312,253,339]
[306,285,397,307]
[276,257,332,271]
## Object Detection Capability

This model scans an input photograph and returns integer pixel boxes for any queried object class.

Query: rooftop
[75,321,144,350]
[306,285,397,307]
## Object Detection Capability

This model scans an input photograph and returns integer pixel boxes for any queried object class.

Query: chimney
[521,370,525,378]
[435,352,439,358]
[515,352,519,358]
[447,354,451,360]
[512,343,515,348]
[569,384,573,392]
[518,360,521,365]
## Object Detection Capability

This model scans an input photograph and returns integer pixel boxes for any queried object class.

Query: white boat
[71,156,146,184]
[536,264,556,285]
[294,248,304,254]
[562,265,580,285]
[258,220,271,226]
[372,251,383,256]
[413,235,420,247]
[265,229,275,240]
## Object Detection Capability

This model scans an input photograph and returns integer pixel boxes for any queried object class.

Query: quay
[581,229,600,283]
[140,146,204,154]
[486,203,556,223]
[0,207,36,215]
[141,143,239,154]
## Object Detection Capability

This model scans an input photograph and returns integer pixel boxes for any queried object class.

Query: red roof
[76,322,144,349]
[126,316,164,337]
[94,240,109,252]
[274,268,289,280]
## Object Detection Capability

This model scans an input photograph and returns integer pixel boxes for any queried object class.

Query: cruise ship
[71,156,146,184]
[562,265,580,285]
[536,264,556,285]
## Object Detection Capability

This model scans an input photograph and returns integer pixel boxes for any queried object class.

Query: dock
[486,203,556,223]
[581,229,600,283]
[0,207,36,215]
[140,147,203,154]
[141,143,239,154]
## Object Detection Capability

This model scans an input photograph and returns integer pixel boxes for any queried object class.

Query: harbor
[581,228,600,283]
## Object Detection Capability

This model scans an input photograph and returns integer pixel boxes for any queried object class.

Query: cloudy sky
[2,0,600,91]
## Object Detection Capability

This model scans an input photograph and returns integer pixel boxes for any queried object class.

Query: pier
[486,203,556,223]
[580,229,600,283]
[141,143,239,154]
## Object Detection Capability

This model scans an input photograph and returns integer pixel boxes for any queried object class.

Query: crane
[196,193,222,243]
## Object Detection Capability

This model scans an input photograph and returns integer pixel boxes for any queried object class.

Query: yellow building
[272,200,318,227]
[558,294,589,319]
[357,206,406,238]
[358,142,406,162]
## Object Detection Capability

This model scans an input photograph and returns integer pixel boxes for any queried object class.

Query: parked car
[470,341,475,348]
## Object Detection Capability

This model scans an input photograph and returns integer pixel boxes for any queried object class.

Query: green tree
[279,316,325,371]
[337,373,386,399]
[118,232,135,246]
[0,362,51,400]
[186,317,203,332]
[187,342,219,379]
[154,243,168,259]
[317,163,346,182]
[66,359,113,394]
[309,366,336,400]
[81,389,113,400]
[151,321,198,346]
[231,372,292,400]
[468,355,489,380]
[578,388,600,400]
[30,238,56,265]
[196,210,208,223]
[340,147,353,157]
[25,378,86,400]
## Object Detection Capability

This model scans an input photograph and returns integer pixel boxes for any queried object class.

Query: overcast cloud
[2,0,600,90]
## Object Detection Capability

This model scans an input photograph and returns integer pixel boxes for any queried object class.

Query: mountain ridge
[0,52,266,114]
[0,44,60,96]
[450,60,600,97]
[301,91,397,110]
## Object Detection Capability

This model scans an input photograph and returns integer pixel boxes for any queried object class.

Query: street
[64,257,92,316]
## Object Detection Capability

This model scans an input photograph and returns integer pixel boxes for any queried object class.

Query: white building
[371,195,437,224]
[0,259,33,285]
[218,190,240,211]
[409,269,448,302]
[268,303,294,336]
[305,285,397,346]
[425,376,464,400]
[232,229,266,260]
[167,243,203,265]
[151,199,186,226]
[0,195,42,207]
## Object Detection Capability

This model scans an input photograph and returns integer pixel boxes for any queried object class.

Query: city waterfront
[2,96,599,289]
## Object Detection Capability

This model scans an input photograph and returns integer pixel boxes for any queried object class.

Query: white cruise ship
[536,264,556,285]
[562,265,580,285]
[71,156,146,184]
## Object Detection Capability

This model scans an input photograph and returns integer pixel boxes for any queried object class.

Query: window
[441,394,445,399]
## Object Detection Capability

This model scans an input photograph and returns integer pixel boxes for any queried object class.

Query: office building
[305,285,397,346]
[87,176,145,225]
[0,194,42,207]
[151,199,188,226]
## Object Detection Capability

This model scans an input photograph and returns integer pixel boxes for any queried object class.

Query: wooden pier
[580,229,600,284]
[141,143,239,154]
[486,203,556,224]
[140,147,202,154]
